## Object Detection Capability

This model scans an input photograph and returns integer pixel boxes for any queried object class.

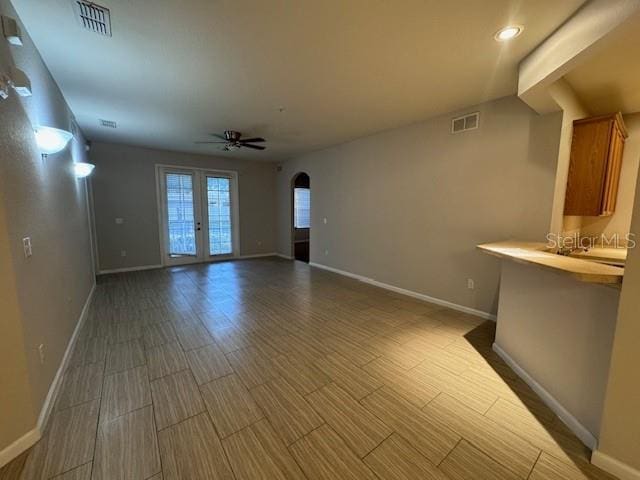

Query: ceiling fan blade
[209,133,227,140]
[241,143,266,150]
[195,141,228,144]
[239,137,265,143]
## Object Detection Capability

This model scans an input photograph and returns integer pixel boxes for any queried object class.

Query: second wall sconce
[2,15,22,46]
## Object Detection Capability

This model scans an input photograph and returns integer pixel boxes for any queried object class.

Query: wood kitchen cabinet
[564,113,628,216]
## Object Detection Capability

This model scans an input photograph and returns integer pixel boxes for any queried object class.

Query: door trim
[155,164,240,266]
[157,166,202,267]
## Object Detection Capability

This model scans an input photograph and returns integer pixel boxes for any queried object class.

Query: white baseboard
[97,264,163,275]
[0,428,41,468]
[0,283,96,468]
[37,283,96,431]
[309,261,496,321]
[238,252,278,259]
[492,342,597,450]
[276,253,293,260]
[592,450,640,480]
[98,255,282,274]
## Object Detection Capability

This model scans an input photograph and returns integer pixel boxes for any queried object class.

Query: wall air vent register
[451,112,480,134]
[73,1,112,36]
[99,119,117,128]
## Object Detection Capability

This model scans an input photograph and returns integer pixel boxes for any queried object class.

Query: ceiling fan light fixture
[196,130,266,151]
[494,25,523,42]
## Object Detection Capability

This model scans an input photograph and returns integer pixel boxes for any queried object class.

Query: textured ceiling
[13,0,584,161]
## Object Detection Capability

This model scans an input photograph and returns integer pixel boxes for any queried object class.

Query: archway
[291,172,310,262]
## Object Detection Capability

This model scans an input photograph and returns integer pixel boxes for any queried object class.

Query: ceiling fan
[196,130,266,151]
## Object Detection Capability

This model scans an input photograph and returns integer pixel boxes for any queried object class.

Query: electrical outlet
[22,237,32,258]
[324,249,329,256]
[120,250,127,257]
[323,217,327,224]
[257,240,262,247]
[115,218,124,224]
[467,278,475,290]
[38,344,45,364]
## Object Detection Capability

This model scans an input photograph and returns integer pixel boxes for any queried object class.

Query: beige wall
[496,261,619,441]
[549,80,640,241]
[276,96,562,315]
[547,79,591,236]
[0,201,36,454]
[596,159,640,472]
[90,142,277,271]
[581,113,640,238]
[0,0,94,456]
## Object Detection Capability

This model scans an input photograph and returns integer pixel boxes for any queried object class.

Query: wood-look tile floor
[2,258,617,480]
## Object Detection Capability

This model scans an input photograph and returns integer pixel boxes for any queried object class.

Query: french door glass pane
[207,176,232,255]
[166,173,196,255]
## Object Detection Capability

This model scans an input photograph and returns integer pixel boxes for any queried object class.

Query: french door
[157,166,239,266]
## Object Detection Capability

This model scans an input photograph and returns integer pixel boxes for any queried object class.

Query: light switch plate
[22,237,32,257]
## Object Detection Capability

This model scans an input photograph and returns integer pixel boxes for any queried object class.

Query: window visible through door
[294,188,310,228]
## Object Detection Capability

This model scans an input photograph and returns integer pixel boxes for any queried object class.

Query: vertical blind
[294,188,311,228]
[207,177,232,255]
[166,173,196,255]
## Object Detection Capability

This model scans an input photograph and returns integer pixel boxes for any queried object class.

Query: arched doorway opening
[291,172,310,263]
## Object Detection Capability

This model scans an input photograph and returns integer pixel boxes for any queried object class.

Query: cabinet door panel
[564,121,612,216]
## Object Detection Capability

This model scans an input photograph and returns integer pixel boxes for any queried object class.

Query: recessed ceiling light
[495,25,523,42]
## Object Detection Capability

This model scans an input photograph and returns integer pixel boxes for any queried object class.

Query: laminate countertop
[477,241,624,285]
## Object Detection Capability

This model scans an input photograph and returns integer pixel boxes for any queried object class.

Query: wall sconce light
[9,66,31,96]
[35,126,73,156]
[74,162,95,178]
[2,15,22,46]
[0,74,9,100]
[0,67,31,100]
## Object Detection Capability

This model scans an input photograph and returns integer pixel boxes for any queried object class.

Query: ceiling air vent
[451,112,480,134]
[99,119,117,128]
[73,1,112,36]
